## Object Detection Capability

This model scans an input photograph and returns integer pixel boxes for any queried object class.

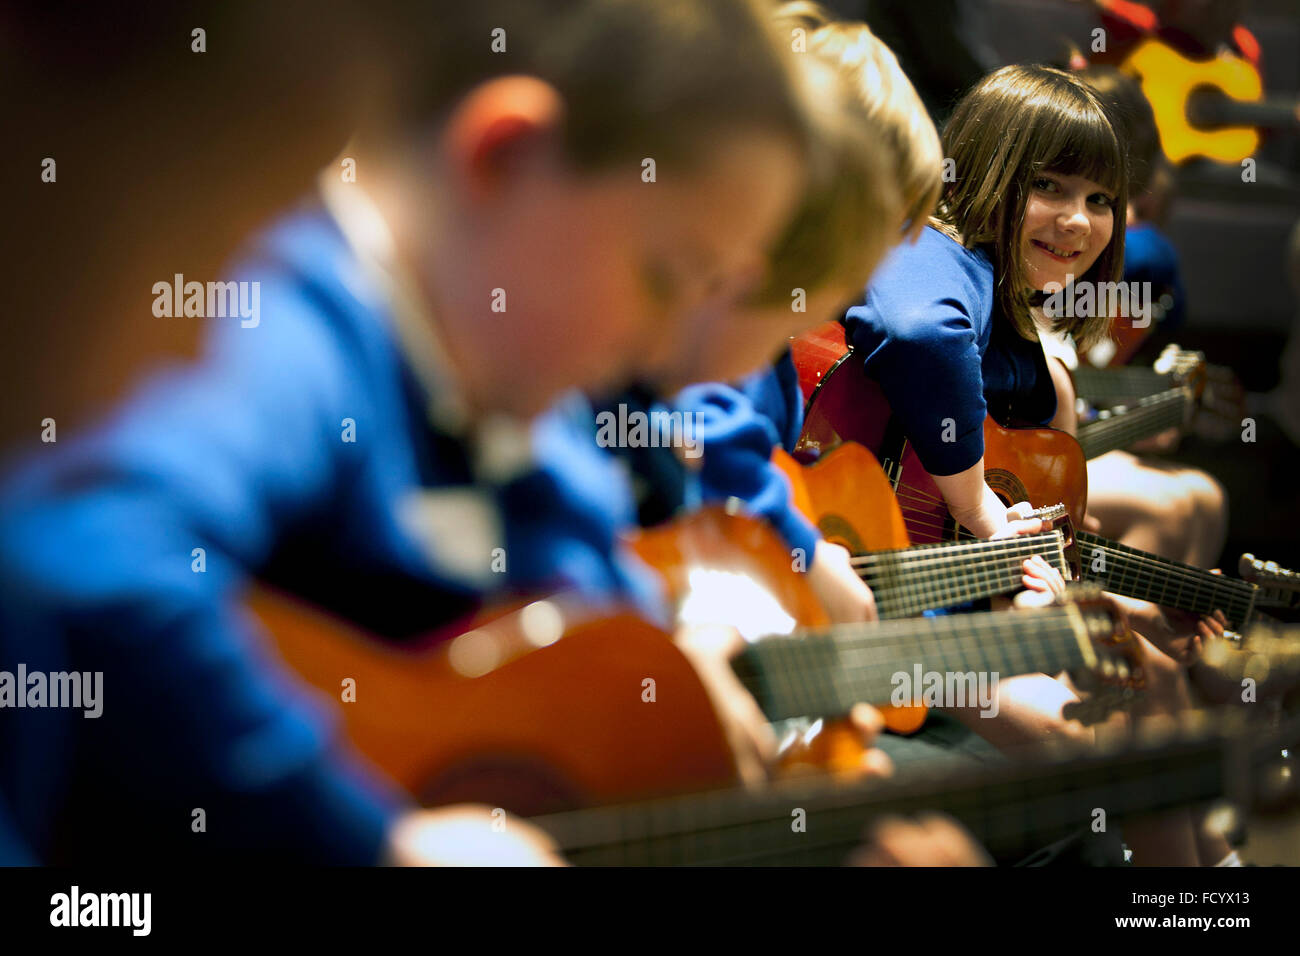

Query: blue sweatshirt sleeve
[842,230,993,476]
[675,371,820,566]
[0,264,407,862]
[1124,223,1187,334]
[515,395,669,625]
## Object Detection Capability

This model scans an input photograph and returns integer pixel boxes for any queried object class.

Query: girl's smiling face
[1020,170,1117,290]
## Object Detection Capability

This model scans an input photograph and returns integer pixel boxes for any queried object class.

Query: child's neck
[325,164,537,427]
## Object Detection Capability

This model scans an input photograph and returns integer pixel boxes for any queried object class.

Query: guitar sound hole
[984,468,1029,510]
[817,514,865,555]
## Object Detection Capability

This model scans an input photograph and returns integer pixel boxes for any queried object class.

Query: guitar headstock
[1239,553,1300,592]
[1155,344,1208,400]
[1024,502,1067,526]
[1058,585,1146,717]
[1239,553,1300,611]
[1027,502,1079,579]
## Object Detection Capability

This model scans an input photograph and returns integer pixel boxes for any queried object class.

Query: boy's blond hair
[751,3,942,305]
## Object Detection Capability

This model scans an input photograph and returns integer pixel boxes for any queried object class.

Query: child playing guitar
[833,63,1234,863]
[0,0,918,867]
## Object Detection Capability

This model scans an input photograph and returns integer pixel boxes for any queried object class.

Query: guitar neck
[856,531,1069,619]
[1073,365,1173,407]
[1076,531,1259,627]
[1077,388,1190,459]
[732,604,1106,722]
[536,717,1287,865]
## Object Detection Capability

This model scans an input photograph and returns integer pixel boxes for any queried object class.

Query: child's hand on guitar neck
[808,539,879,624]
[386,805,569,867]
[1105,592,1228,665]
[989,500,1051,539]
[1008,554,1068,608]
[674,623,893,787]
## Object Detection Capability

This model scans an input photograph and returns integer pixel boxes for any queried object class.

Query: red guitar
[790,321,1087,543]
[786,323,1286,629]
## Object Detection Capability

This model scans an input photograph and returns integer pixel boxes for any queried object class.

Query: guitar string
[1079,397,1189,457]
[556,754,1221,864]
[1080,405,1187,454]
[877,485,1250,610]
[859,553,1052,616]
[743,622,1097,716]
[847,532,1063,565]
[1077,533,1256,597]
[1077,535,1256,619]
[842,497,1253,619]
[852,550,1064,600]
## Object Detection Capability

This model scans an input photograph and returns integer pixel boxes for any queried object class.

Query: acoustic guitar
[791,321,1088,544]
[251,509,1137,814]
[537,702,1300,865]
[546,604,1300,865]
[772,441,1077,620]
[1072,345,1206,408]
[1121,38,1299,165]
[1075,384,1196,459]
[788,322,1291,630]
[1071,346,1254,454]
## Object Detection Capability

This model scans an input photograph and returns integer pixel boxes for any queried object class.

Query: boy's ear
[443,76,566,201]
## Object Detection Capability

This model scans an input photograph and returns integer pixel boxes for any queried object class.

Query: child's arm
[675,361,878,622]
[675,367,822,572]
[0,268,413,862]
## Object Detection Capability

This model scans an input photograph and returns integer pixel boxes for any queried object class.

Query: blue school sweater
[842,227,1055,477]
[1124,221,1186,334]
[674,350,820,561]
[0,204,660,864]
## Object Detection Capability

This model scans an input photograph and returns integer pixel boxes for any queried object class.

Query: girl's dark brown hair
[934,64,1128,349]
[1077,65,1163,196]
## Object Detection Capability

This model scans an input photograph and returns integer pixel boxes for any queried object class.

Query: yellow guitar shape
[1122,38,1262,165]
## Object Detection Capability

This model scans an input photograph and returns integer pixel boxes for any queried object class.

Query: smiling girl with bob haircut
[845,64,1127,540]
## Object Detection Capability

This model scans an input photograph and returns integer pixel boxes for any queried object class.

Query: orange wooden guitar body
[251,589,737,816]
[980,417,1088,530]
[627,507,893,764]
[770,441,926,734]
[250,507,890,816]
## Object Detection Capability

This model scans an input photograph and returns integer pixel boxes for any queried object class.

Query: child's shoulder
[859,225,994,321]
[874,225,993,287]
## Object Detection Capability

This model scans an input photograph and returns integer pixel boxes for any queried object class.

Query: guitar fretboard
[1077,387,1191,459]
[1076,531,1258,626]
[854,531,1069,619]
[1073,365,1174,407]
[537,723,1264,865]
[732,604,1108,722]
